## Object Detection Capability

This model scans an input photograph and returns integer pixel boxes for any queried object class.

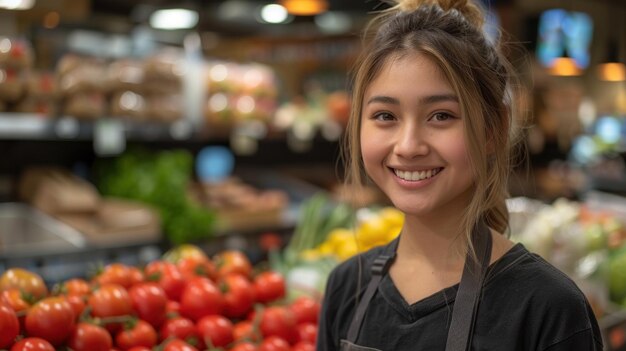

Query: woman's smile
[391,167,443,182]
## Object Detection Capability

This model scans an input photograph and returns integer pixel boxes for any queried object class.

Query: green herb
[95,148,215,244]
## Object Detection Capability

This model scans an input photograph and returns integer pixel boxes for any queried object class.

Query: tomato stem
[98,315,135,326]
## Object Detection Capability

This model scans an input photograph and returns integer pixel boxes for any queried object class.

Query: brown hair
[343,0,524,258]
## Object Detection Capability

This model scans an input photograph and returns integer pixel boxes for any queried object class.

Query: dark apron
[340,221,493,351]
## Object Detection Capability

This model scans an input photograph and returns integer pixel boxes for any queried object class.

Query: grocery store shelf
[0,202,87,257]
[0,201,164,282]
[0,202,163,260]
[0,113,198,142]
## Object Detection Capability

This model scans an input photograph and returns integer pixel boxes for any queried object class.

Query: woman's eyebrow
[365,94,458,106]
[420,94,459,104]
[366,95,399,105]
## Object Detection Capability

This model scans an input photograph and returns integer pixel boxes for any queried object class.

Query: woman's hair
[343,0,524,258]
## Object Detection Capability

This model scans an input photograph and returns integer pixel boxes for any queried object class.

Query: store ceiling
[91,0,391,16]
[22,0,624,39]
[84,0,395,37]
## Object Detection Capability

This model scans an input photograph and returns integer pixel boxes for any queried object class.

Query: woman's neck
[396,213,468,271]
[389,212,470,304]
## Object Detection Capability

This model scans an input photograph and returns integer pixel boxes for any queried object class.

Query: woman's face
[360,52,475,219]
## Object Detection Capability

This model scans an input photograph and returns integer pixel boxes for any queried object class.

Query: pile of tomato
[0,248,320,351]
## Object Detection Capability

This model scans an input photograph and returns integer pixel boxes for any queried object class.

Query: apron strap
[346,252,396,343]
[444,220,493,351]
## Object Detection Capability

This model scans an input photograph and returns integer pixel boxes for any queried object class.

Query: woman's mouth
[392,167,443,181]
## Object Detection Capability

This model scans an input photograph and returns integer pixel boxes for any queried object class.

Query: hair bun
[393,0,484,29]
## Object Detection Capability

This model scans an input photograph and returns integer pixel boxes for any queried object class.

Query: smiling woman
[317,0,604,350]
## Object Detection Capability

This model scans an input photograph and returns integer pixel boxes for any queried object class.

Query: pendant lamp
[548,54,583,77]
[597,9,625,82]
[279,0,328,16]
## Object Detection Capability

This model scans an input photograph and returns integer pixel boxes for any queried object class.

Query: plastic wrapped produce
[0,37,34,69]
[0,67,26,102]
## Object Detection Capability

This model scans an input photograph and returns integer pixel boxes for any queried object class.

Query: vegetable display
[270,193,403,301]
[0,247,320,351]
[511,196,626,314]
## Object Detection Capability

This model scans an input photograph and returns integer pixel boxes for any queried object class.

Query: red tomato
[129,282,167,328]
[179,277,224,321]
[66,294,87,319]
[222,274,255,318]
[59,278,92,297]
[1,288,31,312]
[10,337,54,351]
[258,336,290,351]
[253,271,286,304]
[159,316,198,344]
[291,341,315,351]
[144,261,186,301]
[0,303,19,348]
[214,250,252,278]
[25,296,76,346]
[177,256,217,281]
[229,341,258,351]
[126,347,151,351]
[128,267,145,286]
[167,300,181,315]
[1,288,30,330]
[94,264,143,289]
[290,296,321,325]
[0,268,48,299]
[164,244,208,263]
[162,339,199,351]
[296,323,317,344]
[233,320,260,342]
[88,284,133,318]
[196,315,234,348]
[259,306,298,344]
[67,322,113,351]
[115,320,158,350]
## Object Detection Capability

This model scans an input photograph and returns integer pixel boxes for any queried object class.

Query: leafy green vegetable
[609,246,626,304]
[280,192,353,267]
[95,148,215,244]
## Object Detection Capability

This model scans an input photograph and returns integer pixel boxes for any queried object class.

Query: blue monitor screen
[536,9,593,69]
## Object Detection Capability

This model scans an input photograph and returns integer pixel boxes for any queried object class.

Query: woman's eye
[431,112,455,122]
[373,112,395,121]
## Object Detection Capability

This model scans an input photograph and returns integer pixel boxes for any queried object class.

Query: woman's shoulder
[484,244,603,349]
[487,244,601,328]
[488,244,590,304]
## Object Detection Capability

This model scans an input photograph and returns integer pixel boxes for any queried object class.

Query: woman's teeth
[394,168,442,181]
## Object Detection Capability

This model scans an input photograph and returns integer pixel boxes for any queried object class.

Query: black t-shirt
[317,240,604,351]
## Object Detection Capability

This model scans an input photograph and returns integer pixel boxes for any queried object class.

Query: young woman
[317,0,603,350]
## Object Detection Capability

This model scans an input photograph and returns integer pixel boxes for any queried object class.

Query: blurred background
[0,0,626,349]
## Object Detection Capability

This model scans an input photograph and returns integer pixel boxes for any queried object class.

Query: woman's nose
[393,121,429,159]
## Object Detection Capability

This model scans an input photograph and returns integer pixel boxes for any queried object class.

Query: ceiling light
[597,39,625,82]
[280,0,328,16]
[548,57,582,77]
[260,4,289,24]
[0,0,35,10]
[598,62,626,82]
[150,9,199,30]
